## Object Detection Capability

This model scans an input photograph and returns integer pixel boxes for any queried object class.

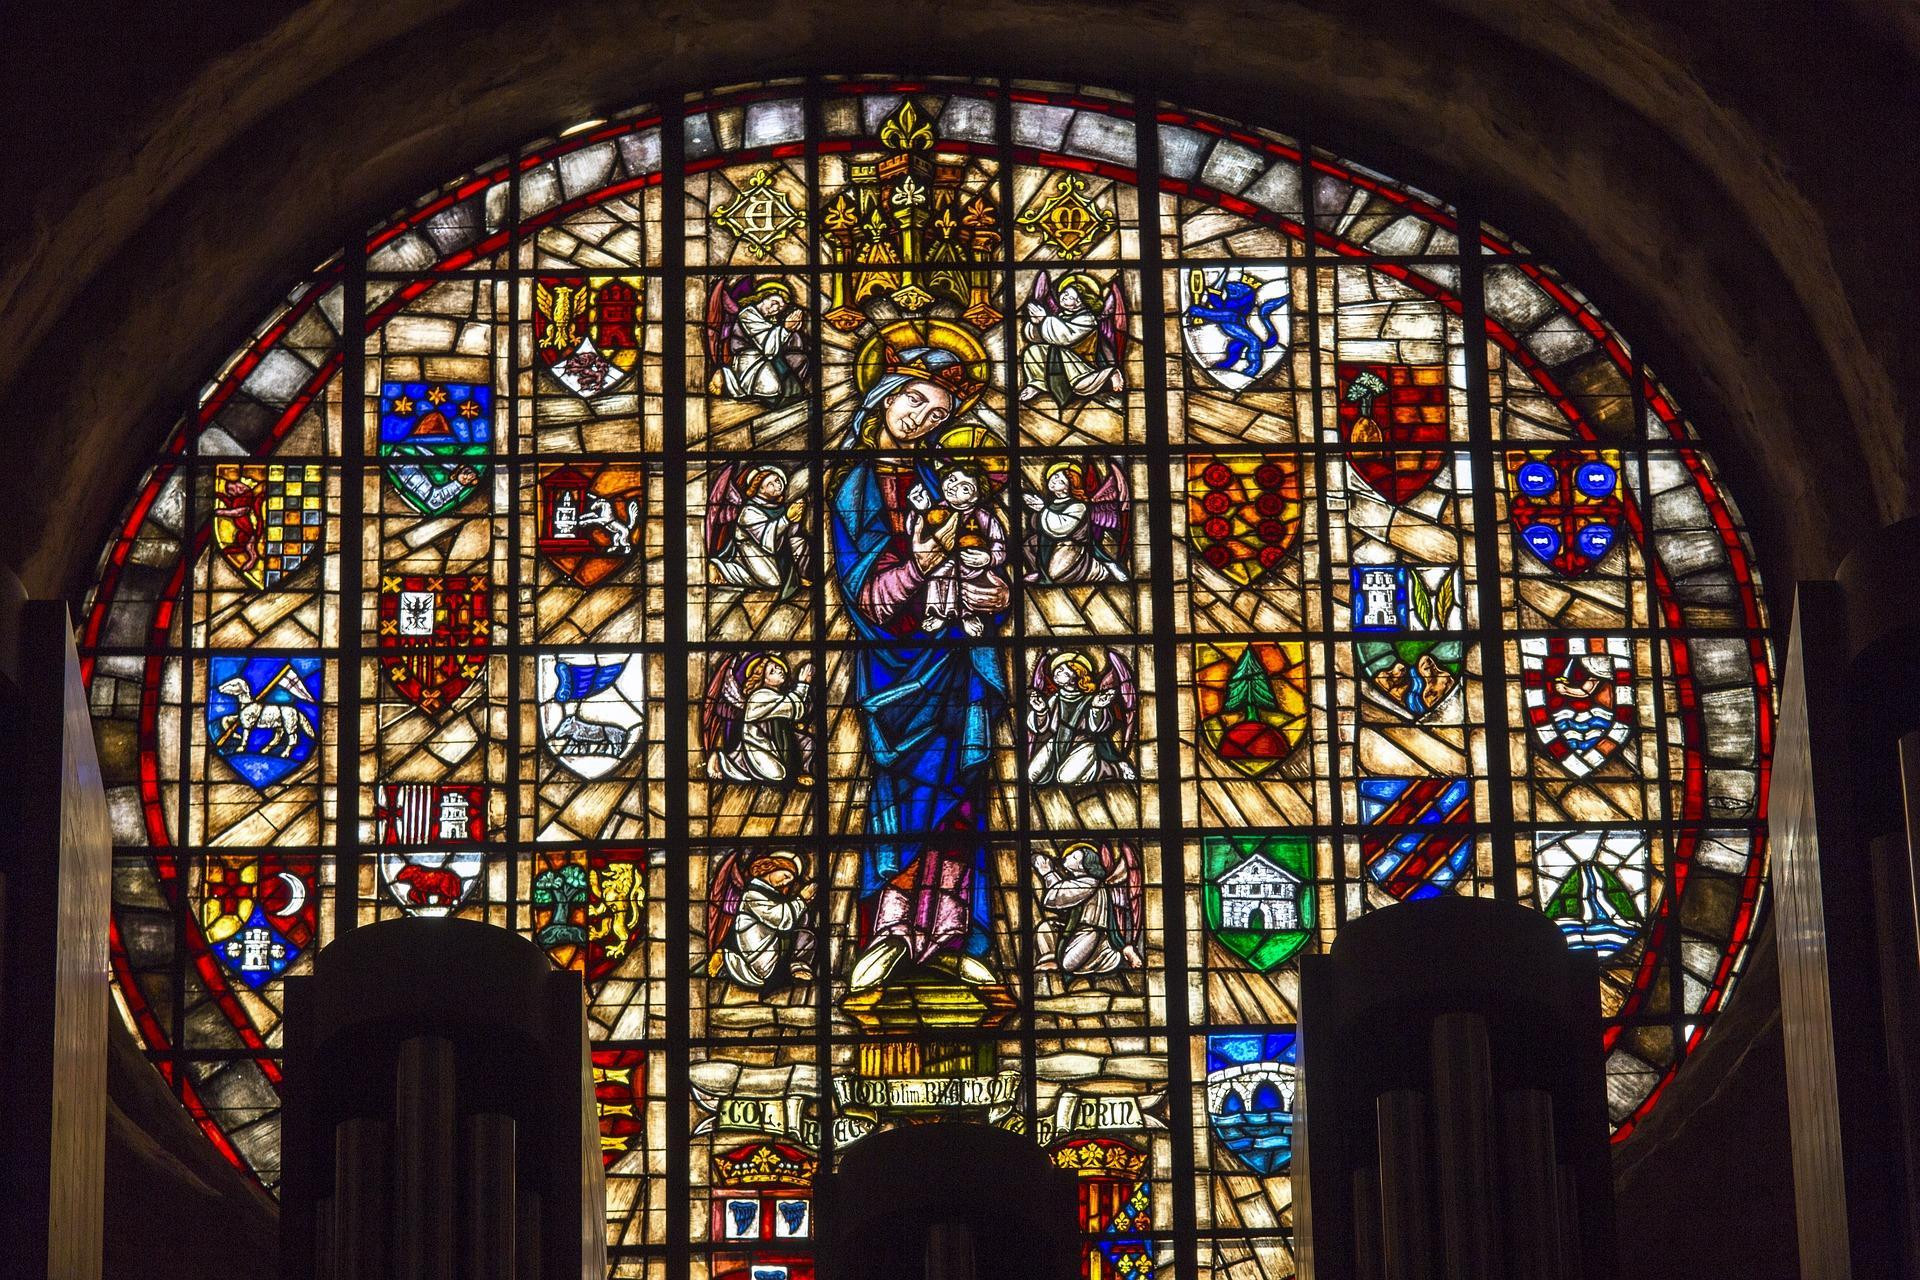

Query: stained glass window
[80,78,1772,1279]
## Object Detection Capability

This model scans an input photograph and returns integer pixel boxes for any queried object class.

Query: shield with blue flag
[1205,1032,1297,1175]
[378,380,492,516]
[538,652,646,780]
[1358,776,1474,900]
[206,656,322,791]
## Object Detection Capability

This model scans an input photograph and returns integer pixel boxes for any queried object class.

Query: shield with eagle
[1337,361,1449,505]
[1519,635,1636,776]
[1193,641,1309,777]
[534,276,644,398]
[1507,448,1626,576]
[1186,454,1302,586]
[377,574,490,715]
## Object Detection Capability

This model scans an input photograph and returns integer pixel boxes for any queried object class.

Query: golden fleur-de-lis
[879,99,935,152]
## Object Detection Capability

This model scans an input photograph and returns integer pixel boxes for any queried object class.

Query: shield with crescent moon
[199,853,318,989]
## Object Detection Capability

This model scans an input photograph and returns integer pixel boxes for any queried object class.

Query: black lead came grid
[79,77,1773,1274]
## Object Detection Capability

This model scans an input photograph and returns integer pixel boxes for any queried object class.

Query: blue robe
[831,456,1007,958]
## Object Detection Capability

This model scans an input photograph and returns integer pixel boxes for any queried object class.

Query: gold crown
[713,1140,818,1188]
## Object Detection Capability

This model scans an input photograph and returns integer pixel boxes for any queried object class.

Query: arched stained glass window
[79,78,1772,1278]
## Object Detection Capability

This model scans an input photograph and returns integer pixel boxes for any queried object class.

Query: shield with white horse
[206,656,322,790]
[538,652,647,780]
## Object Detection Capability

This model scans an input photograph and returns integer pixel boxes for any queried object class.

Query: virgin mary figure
[829,332,1008,992]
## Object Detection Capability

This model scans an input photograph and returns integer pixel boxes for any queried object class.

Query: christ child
[908,464,1009,637]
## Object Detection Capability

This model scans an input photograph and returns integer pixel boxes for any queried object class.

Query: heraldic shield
[377,574,490,715]
[1193,642,1308,778]
[207,655,322,791]
[212,462,325,589]
[530,848,650,989]
[1187,455,1301,587]
[1206,1032,1297,1175]
[1359,776,1473,901]
[1507,448,1626,577]
[1181,266,1292,393]
[536,462,647,588]
[539,652,647,780]
[534,276,643,399]
[378,380,492,516]
[1520,635,1636,776]
[1350,564,1465,722]
[1202,835,1313,972]
[1533,829,1651,957]
[200,853,318,989]
[1337,362,1448,505]
[373,782,488,917]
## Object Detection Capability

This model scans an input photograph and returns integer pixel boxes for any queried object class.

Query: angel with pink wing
[706,277,808,405]
[1026,648,1139,788]
[702,653,815,785]
[1032,840,1144,978]
[708,461,810,600]
[706,850,816,991]
[1023,458,1130,585]
[1018,271,1127,408]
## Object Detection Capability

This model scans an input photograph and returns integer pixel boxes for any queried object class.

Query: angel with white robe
[1023,459,1129,584]
[1026,649,1138,788]
[702,654,815,785]
[1032,841,1144,977]
[1019,272,1127,408]
[707,850,815,990]
[706,278,807,404]
[708,462,810,600]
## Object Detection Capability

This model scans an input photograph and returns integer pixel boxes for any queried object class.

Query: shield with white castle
[1201,835,1314,972]
[199,853,318,989]
[539,652,647,779]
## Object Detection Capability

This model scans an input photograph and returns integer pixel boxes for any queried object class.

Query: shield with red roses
[1187,454,1301,587]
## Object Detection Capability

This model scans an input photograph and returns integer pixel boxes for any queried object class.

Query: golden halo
[853,318,992,415]
[1055,272,1104,304]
